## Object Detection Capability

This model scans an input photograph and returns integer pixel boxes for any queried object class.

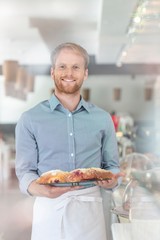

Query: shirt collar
[79,97,90,113]
[49,95,61,111]
[49,94,90,113]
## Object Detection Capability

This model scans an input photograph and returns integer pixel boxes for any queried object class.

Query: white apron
[31,186,107,240]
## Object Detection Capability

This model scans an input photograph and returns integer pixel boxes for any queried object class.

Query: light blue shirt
[15,95,120,194]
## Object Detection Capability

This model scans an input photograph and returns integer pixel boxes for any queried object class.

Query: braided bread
[36,168,113,184]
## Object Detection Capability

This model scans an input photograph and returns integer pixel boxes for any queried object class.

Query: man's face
[51,48,88,94]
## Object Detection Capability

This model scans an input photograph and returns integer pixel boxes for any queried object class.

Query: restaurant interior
[0,0,160,239]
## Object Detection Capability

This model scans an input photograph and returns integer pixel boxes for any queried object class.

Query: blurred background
[0,0,160,239]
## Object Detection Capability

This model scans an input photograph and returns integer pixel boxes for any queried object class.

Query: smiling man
[51,47,88,97]
[15,42,121,240]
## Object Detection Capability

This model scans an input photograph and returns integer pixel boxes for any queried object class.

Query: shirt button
[71,153,74,157]
[68,113,71,117]
[70,133,73,136]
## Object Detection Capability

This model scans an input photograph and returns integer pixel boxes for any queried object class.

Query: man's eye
[59,65,65,69]
[73,65,80,70]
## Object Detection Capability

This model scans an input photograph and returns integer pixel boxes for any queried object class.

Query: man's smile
[62,79,75,82]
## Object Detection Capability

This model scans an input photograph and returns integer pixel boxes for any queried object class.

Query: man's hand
[96,172,125,189]
[28,180,83,198]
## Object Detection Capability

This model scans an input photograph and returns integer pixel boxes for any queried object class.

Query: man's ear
[84,68,88,81]
[51,67,54,79]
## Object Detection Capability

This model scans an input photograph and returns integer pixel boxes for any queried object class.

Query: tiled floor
[0,175,34,240]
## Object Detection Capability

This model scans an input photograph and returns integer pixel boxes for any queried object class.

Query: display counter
[112,221,160,240]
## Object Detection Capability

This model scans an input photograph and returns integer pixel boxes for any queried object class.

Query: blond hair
[50,42,89,69]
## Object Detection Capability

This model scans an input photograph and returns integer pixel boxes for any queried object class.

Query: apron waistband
[56,194,102,210]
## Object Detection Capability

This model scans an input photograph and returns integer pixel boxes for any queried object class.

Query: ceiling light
[142,7,147,13]
[122,51,127,57]
[133,16,142,24]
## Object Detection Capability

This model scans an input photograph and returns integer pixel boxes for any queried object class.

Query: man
[15,42,121,240]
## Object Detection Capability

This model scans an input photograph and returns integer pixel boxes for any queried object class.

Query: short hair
[50,42,89,69]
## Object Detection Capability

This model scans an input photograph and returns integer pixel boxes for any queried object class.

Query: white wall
[0,74,157,123]
[84,75,155,122]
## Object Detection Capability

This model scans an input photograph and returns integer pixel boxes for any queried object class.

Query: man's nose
[64,67,73,76]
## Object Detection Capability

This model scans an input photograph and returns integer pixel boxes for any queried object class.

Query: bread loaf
[36,167,114,184]
[36,170,69,184]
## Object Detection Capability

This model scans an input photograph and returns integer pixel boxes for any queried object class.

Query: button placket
[67,112,75,169]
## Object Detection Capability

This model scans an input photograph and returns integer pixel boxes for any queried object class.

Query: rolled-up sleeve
[101,114,120,173]
[15,113,39,195]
